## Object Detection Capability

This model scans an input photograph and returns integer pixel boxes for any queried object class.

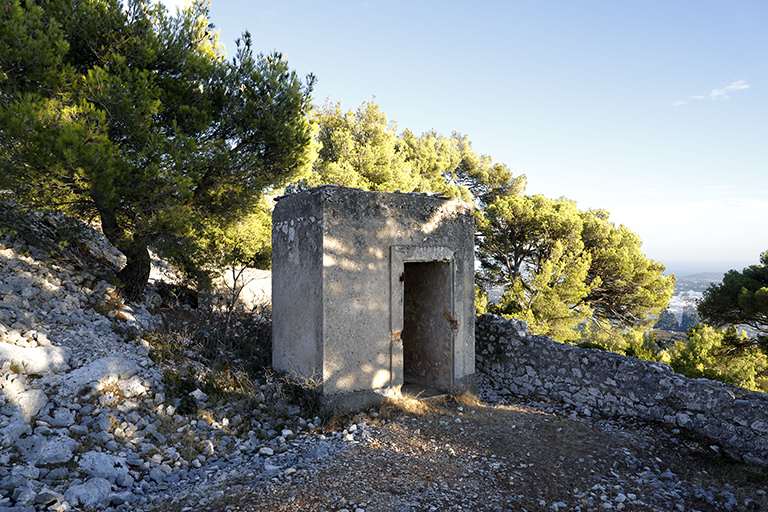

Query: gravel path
[163,389,768,512]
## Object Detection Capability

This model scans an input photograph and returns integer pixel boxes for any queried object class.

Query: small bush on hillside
[670,325,768,393]
[573,320,768,393]
[474,286,489,315]
[144,292,274,420]
[571,321,670,364]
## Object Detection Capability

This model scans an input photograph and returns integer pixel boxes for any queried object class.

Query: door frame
[389,245,456,390]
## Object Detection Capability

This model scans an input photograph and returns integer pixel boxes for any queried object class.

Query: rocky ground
[0,201,341,511]
[1,200,767,512]
[217,390,768,512]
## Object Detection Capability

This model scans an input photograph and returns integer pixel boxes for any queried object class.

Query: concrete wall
[476,313,768,466]
[271,193,324,382]
[272,186,475,409]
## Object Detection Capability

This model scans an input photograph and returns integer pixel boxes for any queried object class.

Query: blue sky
[168,0,767,275]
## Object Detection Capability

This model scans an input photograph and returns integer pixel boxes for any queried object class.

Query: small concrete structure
[272,185,476,411]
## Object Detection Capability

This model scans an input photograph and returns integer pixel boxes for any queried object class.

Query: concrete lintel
[389,245,455,335]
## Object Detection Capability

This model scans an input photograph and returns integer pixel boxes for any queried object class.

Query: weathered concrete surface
[272,186,475,410]
[272,192,325,385]
[476,313,768,466]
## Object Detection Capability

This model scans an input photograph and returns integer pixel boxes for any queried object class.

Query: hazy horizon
[662,260,754,278]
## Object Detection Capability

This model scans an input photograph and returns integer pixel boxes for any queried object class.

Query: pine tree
[0,0,314,299]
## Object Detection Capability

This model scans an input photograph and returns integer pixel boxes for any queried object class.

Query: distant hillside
[485,271,723,305]
[682,272,725,281]
[661,272,723,328]
[662,260,751,276]
[674,272,723,294]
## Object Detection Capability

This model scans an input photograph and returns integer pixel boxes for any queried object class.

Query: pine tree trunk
[95,200,151,302]
[117,242,151,301]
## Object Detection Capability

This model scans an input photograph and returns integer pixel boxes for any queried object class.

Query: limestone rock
[63,477,112,509]
[0,373,28,399]
[37,436,78,465]
[0,414,32,447]
[109,490,137,506]
[0,344,70,374]
[13,388,48,422]
[118,375,148,398]
[13,434,47,464]
[149,464,173,483]
[64,355,140,396]
[190,388,208,401]
[35,489,64,507]
[11,465,39,480]
[48,408,76,427]
[12,486,37,507]
[79,451,130,485]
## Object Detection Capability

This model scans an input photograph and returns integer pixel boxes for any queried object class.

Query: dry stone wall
[475,313,768,466]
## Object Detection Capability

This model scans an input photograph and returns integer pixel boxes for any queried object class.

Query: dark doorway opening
[402,261,453,395]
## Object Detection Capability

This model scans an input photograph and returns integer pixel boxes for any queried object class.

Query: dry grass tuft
[378,390,448,419]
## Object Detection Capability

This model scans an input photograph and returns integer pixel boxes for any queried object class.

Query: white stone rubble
[0,205,355,512]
